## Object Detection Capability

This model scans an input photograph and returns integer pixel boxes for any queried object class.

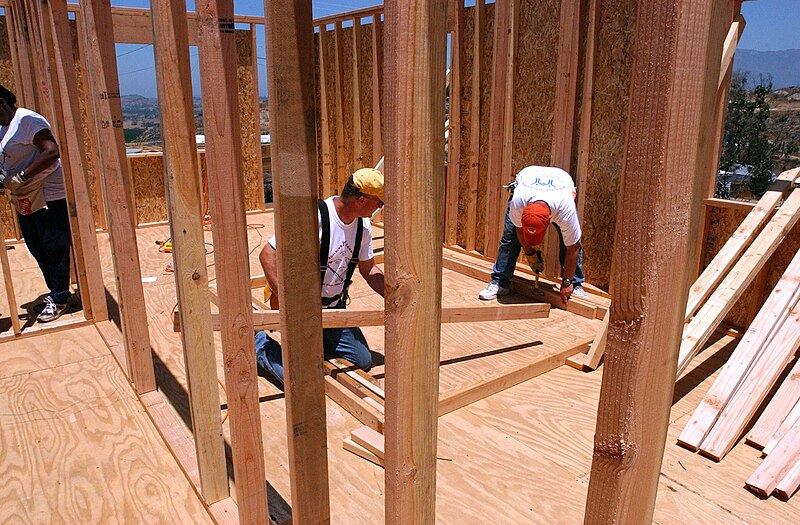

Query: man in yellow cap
[255,168,385,384]
[478,165,586,305]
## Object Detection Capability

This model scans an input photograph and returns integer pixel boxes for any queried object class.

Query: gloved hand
[0,169,25,192]
[526,249,545,274]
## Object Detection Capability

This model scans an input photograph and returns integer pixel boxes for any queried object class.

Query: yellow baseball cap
[352,168,384,202]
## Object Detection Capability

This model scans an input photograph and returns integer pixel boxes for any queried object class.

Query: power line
[116,44,151,58]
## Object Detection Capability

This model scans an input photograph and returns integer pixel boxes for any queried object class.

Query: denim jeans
[255,325,372,384]
[490,199,585,289]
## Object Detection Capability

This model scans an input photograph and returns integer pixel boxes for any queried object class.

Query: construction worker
[255,168,385,384]
[0,84,77,322]
[479,165,587,305]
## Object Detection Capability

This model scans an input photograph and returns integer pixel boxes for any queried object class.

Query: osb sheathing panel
[455,6,475,249]
[131,155,167,223]
[236,29,264,211]
[0,16,18,240]
[702,205,800,329]
[511,0,560,174]
[314,31,324,194]
[580,0,637,290]
[358,20,375,168]
[72,20,104,231]
[339,25,355,189]
[475,2,495,254]
[321,27,340,195]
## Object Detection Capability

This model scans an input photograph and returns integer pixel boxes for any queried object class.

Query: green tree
[717,72,775,199]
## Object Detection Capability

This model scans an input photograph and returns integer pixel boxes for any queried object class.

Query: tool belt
[321,293,346,309]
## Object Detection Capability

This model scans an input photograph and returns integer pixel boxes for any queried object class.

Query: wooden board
[678,250,800,451]
[747,356,800,450]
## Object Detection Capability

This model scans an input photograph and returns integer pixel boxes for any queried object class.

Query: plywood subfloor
[87,210,799,524]
[0,241,88,339]
[0,325,213,524]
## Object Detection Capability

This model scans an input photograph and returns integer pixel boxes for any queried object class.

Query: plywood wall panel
[131,154,168,223]
[579,0,637,290]
[358,20,375,169]
[0,16,18,240]
[339,25,355,185]
[235,29,263,212]
[511,0,560,174]
[475,2,495,254]
[321,27,340,195]
[456,5,475,249]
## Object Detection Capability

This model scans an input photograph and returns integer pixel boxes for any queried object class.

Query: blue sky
[94,0,800,97]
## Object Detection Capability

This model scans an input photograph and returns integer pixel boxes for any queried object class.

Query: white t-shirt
[0,108,65,202]
[508,166,582,246]
[269,196,374,305]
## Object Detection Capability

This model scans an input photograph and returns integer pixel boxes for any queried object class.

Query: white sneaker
[479,282,510,301]
[38,296,69,323]
[572,285,589,299]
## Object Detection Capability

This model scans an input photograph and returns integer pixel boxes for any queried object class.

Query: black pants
[17,198,72,302]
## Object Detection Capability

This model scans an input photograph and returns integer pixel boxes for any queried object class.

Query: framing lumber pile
[678,170,800,376]
[675,181,800,499]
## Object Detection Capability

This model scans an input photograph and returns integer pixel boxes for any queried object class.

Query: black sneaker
[38,296,69,323]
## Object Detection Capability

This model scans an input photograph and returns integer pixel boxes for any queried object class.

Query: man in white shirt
[255,168,385,384]
[479,165,587,304]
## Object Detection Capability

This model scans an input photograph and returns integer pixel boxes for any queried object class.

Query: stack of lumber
[678,168,800,375]
[676,168,800,500]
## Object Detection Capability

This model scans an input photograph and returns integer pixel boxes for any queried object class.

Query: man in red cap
[479,165,586,304]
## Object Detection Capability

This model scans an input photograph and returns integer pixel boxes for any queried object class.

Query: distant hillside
[734,49,800,89]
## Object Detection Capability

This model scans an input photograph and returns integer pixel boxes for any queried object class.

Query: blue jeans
[255,325,372,384]
[490,200,585,289]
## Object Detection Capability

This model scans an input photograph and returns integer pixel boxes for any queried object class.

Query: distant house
[718,163,775,201]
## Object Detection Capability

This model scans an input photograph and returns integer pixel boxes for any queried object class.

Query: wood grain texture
[0,327,212,524]
[45,0,108,323]
[579,0,636,290]
[678,251,800,451]
[79,0,156,393]
[679,189,800,375]
[75,211,800,524]
[686,172,794,321]
[748,356,800,450]
[585,1,729,522]
[265,0,332,521]
[383,0,447,521]
[198,0,269,509]
[483,0,518,256]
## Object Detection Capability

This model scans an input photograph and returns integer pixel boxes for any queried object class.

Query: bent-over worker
[479,165,587,305]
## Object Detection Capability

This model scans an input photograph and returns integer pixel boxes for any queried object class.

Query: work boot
[479,282,510,301]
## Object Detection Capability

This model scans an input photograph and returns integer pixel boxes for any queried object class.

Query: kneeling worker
[255,168,385,383]
[479,165,587,305]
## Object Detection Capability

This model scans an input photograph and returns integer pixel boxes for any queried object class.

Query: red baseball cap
[521,202,551,247]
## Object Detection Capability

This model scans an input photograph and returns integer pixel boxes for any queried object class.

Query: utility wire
[116,44,151,58]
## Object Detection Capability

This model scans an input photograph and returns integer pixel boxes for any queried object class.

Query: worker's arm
[259,243,280,309]
[358,257,385,297]
[560,241,581,304]
[26,129,60,178]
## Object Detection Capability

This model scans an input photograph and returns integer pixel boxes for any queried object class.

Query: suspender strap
[318,198,364,307]
[318,199,330,287]
[342,219,363,300]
